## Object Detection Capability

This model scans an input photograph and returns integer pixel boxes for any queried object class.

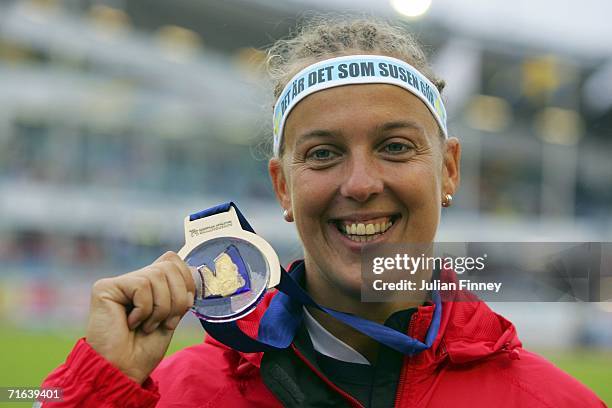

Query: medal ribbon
[191,202,441,356]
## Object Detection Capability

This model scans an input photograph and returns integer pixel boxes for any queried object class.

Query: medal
[178,204,280,322]
[180,202,441,357]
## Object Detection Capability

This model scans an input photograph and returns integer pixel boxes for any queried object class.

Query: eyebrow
[376,120,425,134]
[295,129,341,149]
[294,120,426,149]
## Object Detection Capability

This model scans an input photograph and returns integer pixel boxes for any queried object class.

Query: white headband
[272,54,448,156]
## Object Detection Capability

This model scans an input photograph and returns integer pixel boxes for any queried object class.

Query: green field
[1,325,610,406]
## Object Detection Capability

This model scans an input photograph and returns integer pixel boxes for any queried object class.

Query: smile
[333,215,399,243]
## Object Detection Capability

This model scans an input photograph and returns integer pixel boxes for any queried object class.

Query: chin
[329,267,364,300]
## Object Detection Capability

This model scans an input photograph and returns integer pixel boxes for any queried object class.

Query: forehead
[284,83,439,138]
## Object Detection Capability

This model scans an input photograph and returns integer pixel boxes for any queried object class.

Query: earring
[283,209,294,222]
[442,193,453,208]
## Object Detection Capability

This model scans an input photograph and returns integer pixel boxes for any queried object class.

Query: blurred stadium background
[0,0,610,404]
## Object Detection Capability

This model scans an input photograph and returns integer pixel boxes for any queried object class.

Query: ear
[441,137,461,198]
[269,157,292,214]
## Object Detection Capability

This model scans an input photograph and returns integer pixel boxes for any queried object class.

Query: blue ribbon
[191,202,441,356]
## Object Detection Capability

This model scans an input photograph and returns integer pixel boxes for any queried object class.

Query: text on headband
[272,55,448,156]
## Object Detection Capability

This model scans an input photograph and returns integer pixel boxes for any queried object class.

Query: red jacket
[41,289,606,407]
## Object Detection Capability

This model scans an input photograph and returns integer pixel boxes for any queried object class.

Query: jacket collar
[409,267,522,367]
[204,261,522,371]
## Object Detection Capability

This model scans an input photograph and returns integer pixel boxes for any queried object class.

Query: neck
[302,258,428,363]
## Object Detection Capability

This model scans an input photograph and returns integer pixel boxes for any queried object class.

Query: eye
[382,141,412,154]
[306,147,339,161]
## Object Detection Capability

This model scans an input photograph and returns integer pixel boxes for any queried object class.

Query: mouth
[330,214,401,243]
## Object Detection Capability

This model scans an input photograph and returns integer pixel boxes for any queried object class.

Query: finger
[162,265,190,330]
[119,277,153,331]
[171,257,197,301]
[155,251,196,302]
[141,268,172,333]
[154,251,180,264]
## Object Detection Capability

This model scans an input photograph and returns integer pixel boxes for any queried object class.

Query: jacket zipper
[290,344,365,408]
[393,312,418,407]
[501,342,521,360]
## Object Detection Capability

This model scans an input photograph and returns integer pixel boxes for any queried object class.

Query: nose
[339,153,384,202]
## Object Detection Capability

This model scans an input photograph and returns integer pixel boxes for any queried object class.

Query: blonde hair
[264,15,445,155]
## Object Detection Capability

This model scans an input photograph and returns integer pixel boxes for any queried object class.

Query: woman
[41,17,606,407]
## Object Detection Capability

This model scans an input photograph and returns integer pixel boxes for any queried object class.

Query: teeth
[346,234,377,242]
[339,218,395,241]
[357,224,365,235]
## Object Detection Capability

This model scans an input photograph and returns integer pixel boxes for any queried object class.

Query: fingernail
[166,316,181,330]
[128,316,139,331]
[187,292,195,307]
[146,322,159,333]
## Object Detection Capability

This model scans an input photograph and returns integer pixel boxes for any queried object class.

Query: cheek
[391,156,439,193]
[290,169,339,228]
[388,161,441,228]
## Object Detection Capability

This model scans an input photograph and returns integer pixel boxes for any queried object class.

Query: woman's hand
[85,251,196,384]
